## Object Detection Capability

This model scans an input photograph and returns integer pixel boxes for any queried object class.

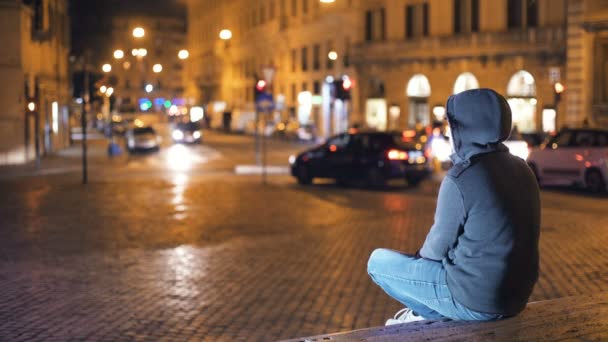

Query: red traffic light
[342,78,352,91]
[256,80,267,91]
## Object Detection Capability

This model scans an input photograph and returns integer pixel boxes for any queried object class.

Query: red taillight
[424,148,431,158]
[388,149,408,161]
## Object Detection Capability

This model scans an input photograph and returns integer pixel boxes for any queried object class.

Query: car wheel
[296,165,313,185]
[528,163,541,185]
[367,168,386,189]
[406,175,423,187]
[336,178,348,187]
[585,169,606,193]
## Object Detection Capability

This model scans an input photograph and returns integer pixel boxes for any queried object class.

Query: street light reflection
[171,173,188,219]
[166,245,197,281]
[167,144,192,172]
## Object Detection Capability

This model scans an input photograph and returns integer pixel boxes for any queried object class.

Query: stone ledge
[284,292,608,342]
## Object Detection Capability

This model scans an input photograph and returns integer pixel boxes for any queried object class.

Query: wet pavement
[1,129,608,341]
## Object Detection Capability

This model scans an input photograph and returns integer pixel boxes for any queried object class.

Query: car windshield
[176,122,200,131]
[133,127,155,135]
[365,133,420,150]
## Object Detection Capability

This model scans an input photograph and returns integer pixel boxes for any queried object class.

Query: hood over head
[446,88,512,163]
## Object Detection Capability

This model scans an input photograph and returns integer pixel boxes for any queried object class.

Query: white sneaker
[385,308,426,326]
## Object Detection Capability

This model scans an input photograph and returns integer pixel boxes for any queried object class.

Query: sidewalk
[0,138,125,180]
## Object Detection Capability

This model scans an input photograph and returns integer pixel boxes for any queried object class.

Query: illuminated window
[453,72,479,94]
[507,70,536,97]
[406,74,431,98]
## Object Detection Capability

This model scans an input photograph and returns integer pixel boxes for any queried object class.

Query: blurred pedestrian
[368,89,541,324]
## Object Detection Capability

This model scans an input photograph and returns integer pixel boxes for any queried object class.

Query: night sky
[69,0,186,56]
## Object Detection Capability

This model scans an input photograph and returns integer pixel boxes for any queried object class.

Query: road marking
[234,165,290,175]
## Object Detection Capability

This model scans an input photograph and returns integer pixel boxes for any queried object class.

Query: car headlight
[193,131,201,139]
[172,130,184,140]
[289,155,296,165]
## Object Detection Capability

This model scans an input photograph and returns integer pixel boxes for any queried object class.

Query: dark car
[289,131,432,187]
[172,121,202,143]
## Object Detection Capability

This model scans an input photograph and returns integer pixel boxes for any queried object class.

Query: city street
[1,128,607,341]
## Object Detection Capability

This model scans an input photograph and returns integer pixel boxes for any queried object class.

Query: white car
[528,129,608,193]
[126,126,160,152]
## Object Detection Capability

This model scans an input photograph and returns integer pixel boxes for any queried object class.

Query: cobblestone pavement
[1,131,608,341]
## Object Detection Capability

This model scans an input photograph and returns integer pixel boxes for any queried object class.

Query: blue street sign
[255,92,274,112]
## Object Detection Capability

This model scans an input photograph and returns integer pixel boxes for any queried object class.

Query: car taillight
[387,149,408,161]
[424,148,431,158]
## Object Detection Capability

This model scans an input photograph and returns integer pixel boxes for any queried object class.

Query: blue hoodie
[420,88,540,316]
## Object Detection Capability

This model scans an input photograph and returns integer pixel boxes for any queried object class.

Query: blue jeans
[367,248,503,321]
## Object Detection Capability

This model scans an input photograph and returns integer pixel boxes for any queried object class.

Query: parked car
[172,121,202,144]
[126,126,160,153]
[289,131,432,187]
[527,128,608,193]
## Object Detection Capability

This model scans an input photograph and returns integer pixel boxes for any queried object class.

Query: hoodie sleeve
[419,176,466,261]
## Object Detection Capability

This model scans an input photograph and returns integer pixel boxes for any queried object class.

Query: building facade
[103,15,187,114]
[0,0,70,165]
[186,0,361,137]
[186,0,605,137]
[567,0,608,128]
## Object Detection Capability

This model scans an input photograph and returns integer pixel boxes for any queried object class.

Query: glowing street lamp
[153,64,163,73]
[100,85,107,93]
[178,49,190,60]
[145,84,154,93]
[27,102,36,112]
[328,51,338,60]
[138,48,148,57]
[133,27,145,38]
[113,49,124,59]
[219,29,233,40]
[102,63,112,73]
[106,87,114,97]
[131,49,139,56]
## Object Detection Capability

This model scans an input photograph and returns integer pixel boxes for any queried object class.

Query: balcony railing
[353,26,566,62]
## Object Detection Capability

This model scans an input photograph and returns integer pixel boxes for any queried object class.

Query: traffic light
[254,79,267,100]
[333,78,352,100]
[554,82,565,104]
